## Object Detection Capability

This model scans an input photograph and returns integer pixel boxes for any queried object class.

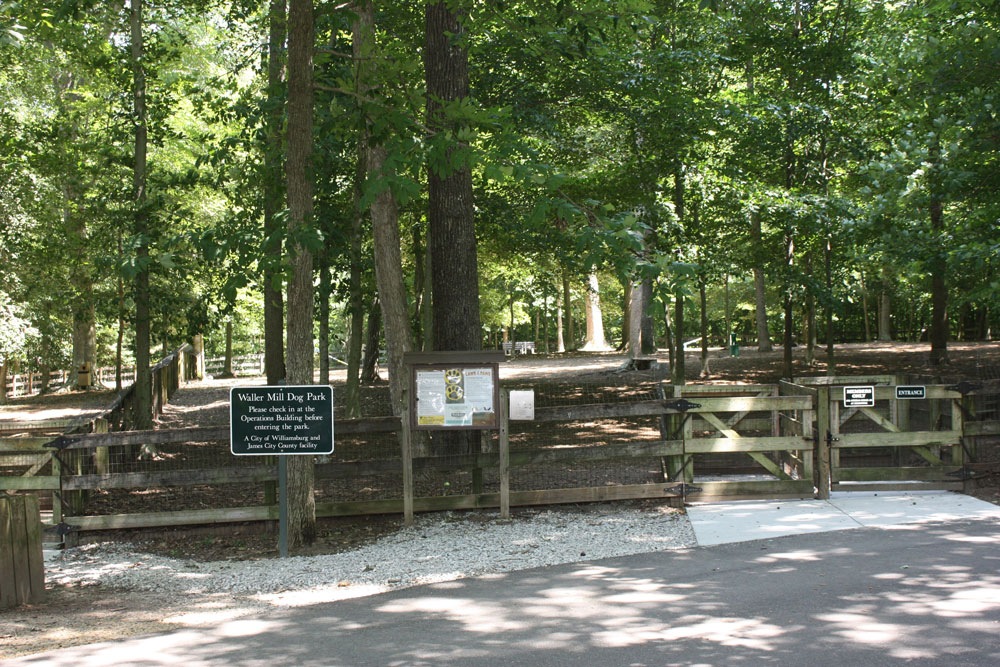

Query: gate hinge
[45,435,78,450]
[946,381,982,395]
[663,398,701,412]
[665,484,702,495]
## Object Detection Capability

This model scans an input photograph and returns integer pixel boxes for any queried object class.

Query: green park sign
[230,385,334,456]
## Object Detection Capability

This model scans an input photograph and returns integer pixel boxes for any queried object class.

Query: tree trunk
[928,133,948,365]
[543,294,550,353]
[782,229,794,379]
[284,0,317,547]
[426,2,481,354]
[805,254,816,366]
[878,287,892,342]
[562,272,573,350]
[116,251,125,392]
[640,279,655,356]
[0,359,7,406]
[825,234,836,375]
[368,142,414,415]
[672,294,685,385]
[860,273,871,342]
[192,334,204,380]
[628,281,643,360]
[556,289,565,353]
[412,224,426,350]
[620,279,632,351]
[264,0,287,386]
[751,211,772,352]
[223,320,234,377]
[130,0,152,432]
[724,273,731,350]
[361,296,381,385]
[581,273,610,350]
[318,257,330,385]
[699,276,709,377]
[343,62,367,419]
[354,3,413,415]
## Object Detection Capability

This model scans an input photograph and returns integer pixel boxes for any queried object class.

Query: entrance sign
[404,351,504,431]
[843,385,875,408]
[895,385,926,400]
[230,385,334,455]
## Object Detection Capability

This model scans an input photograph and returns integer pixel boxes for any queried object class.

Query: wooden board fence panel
[0,495,44,608]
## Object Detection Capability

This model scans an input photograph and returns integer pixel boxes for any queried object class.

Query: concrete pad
[830,491,1000,528]
[686,492,1000,546]
[685,498,862,546]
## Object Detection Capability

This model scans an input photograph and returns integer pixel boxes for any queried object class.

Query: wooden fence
[3,367,139,398]
[0,344,198,526]
[1,373,995,536]
[204,354,265,377]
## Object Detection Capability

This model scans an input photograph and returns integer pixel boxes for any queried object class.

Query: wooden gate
[661,384,816,500]
[789,376,966,493]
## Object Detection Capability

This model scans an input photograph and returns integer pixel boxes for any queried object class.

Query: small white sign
[843,385,875,408]
[509,390,535,421]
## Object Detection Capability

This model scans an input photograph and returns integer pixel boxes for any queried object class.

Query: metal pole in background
[279,456,288,558]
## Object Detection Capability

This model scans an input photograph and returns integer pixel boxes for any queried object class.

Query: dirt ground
[2,341,999,659]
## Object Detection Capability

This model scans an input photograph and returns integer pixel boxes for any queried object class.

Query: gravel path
[45,505,695,604]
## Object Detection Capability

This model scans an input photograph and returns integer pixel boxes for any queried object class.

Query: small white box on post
[509,390,535,421]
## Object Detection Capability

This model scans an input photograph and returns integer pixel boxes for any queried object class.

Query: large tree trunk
[131,0,152,432]
[426,2,481,354]
[355,2,413,416]
[581,273,610,351]
[264,0,286,385]
[284,0,316,547]
[368,143,414,414]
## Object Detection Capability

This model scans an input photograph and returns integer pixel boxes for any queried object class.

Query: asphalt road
[10,518,1000,666]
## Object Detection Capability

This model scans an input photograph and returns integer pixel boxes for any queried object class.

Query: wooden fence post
[815,386,831,499]
[400,389,414,526]
[499,389,510,519]
[94,417,110,475]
